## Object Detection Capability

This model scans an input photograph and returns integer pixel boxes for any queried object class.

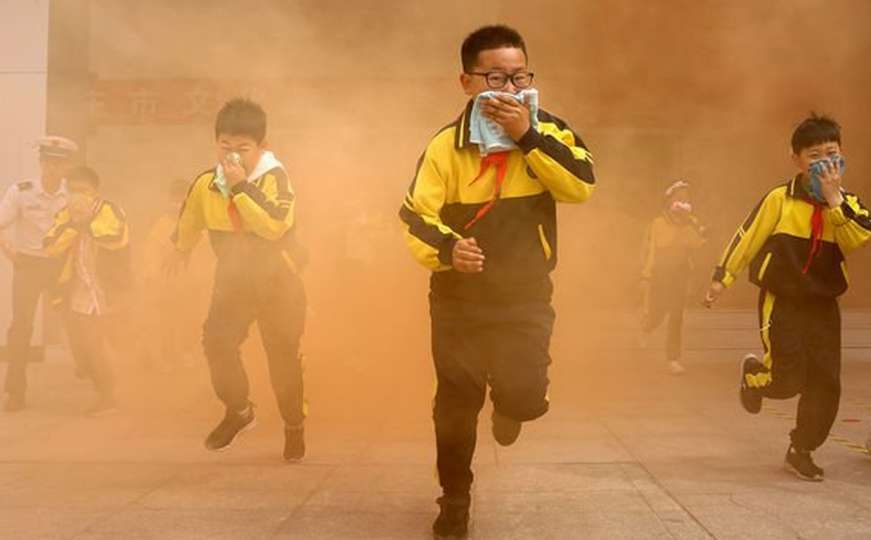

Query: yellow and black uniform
[714,175,871,451]
[400,103,595,496]
[43,199,130,400]
[174,163,306,425]
[43,200,130,310]
[641,212,706,362]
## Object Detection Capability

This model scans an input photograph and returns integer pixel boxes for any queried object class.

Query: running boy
[705,114,871,481]
[399,25,595,539]
[171,98,307,462]
[43,166,130,416]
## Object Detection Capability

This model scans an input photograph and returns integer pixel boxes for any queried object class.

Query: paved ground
[2,309,871,539]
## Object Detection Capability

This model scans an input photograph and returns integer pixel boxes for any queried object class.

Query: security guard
[0,136,78,412]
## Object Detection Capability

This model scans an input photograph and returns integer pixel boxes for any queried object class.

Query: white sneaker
[668,361,686,375]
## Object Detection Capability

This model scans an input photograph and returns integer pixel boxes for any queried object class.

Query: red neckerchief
[227,198,242,232]
[802,202,825,274]
[464,151,510,230]
[798,179,825,274]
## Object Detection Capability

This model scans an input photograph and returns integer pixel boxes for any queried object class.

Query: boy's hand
[817,158,844,208]
[703,281,725,308]
[68,199,94,224]
[452,237,485,273]
[481,95,531,142]
[222,157,247,187]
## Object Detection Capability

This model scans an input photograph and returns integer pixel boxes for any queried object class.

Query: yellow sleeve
[398,145,462,271]
[829,192,871,254]
[42,208,79,257]
[713,189,783,287]
[516,113,595,203]
[173,174,208,253]
[231,168,295,241]
[89,201,129,251]
[640,220,657,280]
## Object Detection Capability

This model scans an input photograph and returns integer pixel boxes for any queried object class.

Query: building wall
[0,0,50,338]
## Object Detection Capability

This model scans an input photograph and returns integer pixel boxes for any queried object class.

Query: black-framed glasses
[466,71,535,90]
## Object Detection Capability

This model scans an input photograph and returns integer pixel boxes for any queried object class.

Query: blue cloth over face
[469,89,539,155]
[808,155,846,203]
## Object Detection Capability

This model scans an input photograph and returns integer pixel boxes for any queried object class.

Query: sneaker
[784,445,824,481]
[204,403,256,452]
[4,393,25,413]
[283,424,305,462]
[492,410,522,447]
[739,354,764,414]
[84,396,118,417]
[433,494,470,539]
[668,360,686,375]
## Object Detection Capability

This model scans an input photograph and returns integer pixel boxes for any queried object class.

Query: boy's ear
[791,150,803,169]
[459,73,475,96]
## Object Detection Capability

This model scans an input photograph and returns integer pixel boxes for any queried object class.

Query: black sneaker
[492,410,522,447]
[283,424,305,462]
[433,494,470,540]
[784,445,824,481]
[739,354,764,414]
[3,393,25,413]
[204,403,256,452]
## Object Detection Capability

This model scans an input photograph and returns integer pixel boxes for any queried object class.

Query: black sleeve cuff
[841,199,857,219]
[712,266,726,283]
[230,181,251,196]
[438,237,457,267]
[516,127,544,154]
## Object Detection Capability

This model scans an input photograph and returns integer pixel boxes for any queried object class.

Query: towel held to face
[469,89,539,155]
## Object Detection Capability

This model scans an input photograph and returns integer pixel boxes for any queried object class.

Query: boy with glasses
[399,24,596,539]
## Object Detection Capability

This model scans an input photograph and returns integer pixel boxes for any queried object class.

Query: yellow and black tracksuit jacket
[641,213,707,282]
[713,176,871,299]
[173,167,299,274]
[400,103,595,303]
[42,199,130,307]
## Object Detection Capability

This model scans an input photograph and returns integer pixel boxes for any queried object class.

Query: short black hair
[67,166,100,189]
[215,98,266,143]
[461,25,527,72]
[791,113,841,154]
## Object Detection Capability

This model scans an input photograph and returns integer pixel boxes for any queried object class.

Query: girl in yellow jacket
[641,180,707,374]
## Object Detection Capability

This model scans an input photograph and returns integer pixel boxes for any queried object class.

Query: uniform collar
[787,174,814,202]
[454,101,476,150]
[35,177,67,198]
